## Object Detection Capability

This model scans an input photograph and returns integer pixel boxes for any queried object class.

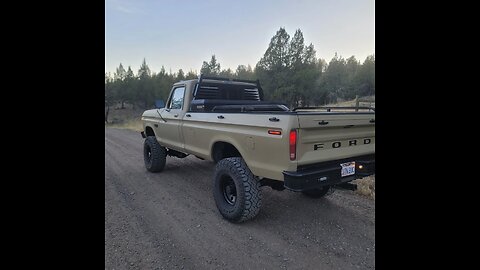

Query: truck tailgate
[296,112,375,166]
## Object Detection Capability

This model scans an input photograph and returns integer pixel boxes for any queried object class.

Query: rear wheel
[302,186,331,198]
[213,157,262,223]
[144,136,166,172]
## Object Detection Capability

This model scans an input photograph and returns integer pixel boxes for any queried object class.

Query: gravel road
[105,128,375,270]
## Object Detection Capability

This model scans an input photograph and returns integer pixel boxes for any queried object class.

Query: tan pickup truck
[141,75,375,223]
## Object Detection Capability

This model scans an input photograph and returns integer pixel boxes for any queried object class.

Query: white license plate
[341,162,355,177]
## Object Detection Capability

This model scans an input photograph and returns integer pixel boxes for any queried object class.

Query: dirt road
[105,128,375,270]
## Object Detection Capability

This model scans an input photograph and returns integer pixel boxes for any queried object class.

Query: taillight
[289,129,297,160]
[268,130,282,135]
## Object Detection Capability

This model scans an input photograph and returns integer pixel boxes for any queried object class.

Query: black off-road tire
[302,186,331,198]
[144,136,166,172]
[213,157,262,223]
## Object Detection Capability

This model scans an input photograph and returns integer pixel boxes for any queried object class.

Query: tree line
[105,27,374,110]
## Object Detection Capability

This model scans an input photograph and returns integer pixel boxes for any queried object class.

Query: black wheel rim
[220,175,236,205]
[145,144,152,164]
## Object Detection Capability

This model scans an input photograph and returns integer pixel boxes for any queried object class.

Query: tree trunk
[105,105,110,123]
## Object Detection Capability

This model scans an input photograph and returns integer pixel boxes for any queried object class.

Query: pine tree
[200,55,221,76]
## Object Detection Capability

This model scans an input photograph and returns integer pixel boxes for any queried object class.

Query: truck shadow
[155,156,373,230]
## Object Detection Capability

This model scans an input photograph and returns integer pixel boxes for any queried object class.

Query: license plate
[341,162,355,177]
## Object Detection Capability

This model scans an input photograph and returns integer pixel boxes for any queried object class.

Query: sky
[105,0,374,75]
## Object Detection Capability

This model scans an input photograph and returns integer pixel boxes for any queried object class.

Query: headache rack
[193,74,264,101]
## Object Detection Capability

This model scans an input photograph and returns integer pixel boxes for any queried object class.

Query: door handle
[318,120,329,125]
[370,119,375,123]
[185,114,191,117]
[269,117,280,122]
[174,114,178,117]
[217,115,225,119]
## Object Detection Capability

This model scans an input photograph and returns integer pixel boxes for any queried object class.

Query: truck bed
[178,108,375,180]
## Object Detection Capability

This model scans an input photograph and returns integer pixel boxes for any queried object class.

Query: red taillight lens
[289,129,297,160]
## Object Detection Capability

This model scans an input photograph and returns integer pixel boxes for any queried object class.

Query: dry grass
[105,104,145,132]
[107,119,143,132]
[353,175,375,200]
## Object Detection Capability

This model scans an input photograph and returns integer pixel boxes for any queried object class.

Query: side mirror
[155,99,165,109]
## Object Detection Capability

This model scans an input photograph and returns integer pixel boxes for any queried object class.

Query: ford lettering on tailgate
[313,138,373,151]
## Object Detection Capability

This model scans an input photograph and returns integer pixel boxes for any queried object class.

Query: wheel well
[212,142,241,163]
[145,126,155,137]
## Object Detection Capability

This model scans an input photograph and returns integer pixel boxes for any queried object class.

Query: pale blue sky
[105,0,374,74]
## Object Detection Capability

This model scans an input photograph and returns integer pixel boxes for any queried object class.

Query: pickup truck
[141,75,375,223]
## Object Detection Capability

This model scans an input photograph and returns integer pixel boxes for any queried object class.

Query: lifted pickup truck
[141,75,375,223]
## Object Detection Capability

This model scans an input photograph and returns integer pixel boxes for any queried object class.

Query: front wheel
[144,136,166,172]
[213,157,262,223]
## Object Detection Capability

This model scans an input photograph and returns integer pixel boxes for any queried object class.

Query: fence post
[355,95,359,112]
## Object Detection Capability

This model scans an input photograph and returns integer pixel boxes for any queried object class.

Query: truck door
[156,86,186,151]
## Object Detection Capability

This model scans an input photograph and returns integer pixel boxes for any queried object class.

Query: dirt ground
[105,128,375,270]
